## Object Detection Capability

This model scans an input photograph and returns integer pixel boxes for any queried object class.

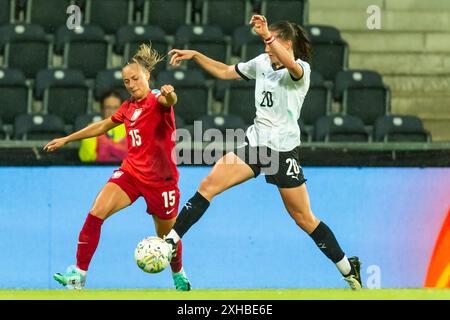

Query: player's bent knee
[90,207,110,220]
[291,210,316,230]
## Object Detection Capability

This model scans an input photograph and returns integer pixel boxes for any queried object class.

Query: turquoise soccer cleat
[172,268,191,291]
[53,265,86,290]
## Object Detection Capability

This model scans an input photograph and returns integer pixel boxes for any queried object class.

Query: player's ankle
[166,229,180,243]
[75,266,87,276]
[172,267,184,275]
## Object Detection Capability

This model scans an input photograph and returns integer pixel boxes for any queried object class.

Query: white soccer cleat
[53,265,86,289]
[343,256,362,290]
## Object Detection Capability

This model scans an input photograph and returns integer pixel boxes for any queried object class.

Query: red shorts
[107,169,180,220]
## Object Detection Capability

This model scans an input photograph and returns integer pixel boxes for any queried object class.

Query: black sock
[173,192,210,238]
[309,221,345,263]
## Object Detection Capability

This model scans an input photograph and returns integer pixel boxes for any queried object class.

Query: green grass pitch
[0,289,449,300]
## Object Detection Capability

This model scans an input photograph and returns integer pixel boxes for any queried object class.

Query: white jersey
[235,53,311,152]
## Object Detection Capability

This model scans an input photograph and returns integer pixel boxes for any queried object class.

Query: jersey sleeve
[151,88,162,99]
[290,59,311,84]
[235,54,262,80]
[111,100,128,123]
[153,88,173,112]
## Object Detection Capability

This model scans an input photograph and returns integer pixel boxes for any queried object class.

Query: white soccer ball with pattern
[134,236,172,273]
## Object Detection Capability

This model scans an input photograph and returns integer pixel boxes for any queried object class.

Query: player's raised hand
[43,137,68,152]
[158,84,177,107]
[249,15,270,39]
[160,84,175,96]
[168,49,197,67]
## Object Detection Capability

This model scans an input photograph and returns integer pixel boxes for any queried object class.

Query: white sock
[76,267,87,276]
[335,255,352,276]
[167,229,180,243]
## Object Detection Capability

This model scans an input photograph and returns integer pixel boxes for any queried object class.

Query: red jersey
[111,89,178,187]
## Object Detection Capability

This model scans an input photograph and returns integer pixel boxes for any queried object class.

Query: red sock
[170,240,183,273]
[76,213,104,271]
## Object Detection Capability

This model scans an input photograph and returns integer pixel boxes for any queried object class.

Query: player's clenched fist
[160,84,175,96]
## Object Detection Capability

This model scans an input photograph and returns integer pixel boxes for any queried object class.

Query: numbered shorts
[107,169,180,220]
[234,141,307,188]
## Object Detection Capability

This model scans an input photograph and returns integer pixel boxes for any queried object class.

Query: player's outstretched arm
[158,84,178,107]
[43,118,119,152]
[168,49,240,80]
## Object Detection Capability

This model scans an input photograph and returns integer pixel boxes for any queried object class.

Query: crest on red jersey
[130,108,143,122]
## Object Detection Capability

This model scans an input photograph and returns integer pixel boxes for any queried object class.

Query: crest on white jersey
[131,108,143,122]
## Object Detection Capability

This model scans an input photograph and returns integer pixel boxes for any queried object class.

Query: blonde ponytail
[127,43,165,72]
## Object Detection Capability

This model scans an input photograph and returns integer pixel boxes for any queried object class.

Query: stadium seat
[174,113,190,144]
[56,25,109,79]
[374,115,431,142]
[199,114,246,133]
[334,70,390,126]
[14,113,66,140]
[0,117,7,140]
[25,0,73,34]
[74,113,103,132]
[143,0,192,35]
[0,24,51,79]
[213,79,229,101]
[232,25,265,61]
[304,25,348,82]
[298,118,311,143]
[94,68,130,101]
[220,79,256,125]
[115,25,168,59]
[0,68,31,125]
[0,0,14,25]
[252,0,263,11]
[200,0,251,35]
[315,114,369,142]
[261,0,308,26]
[301,71,331,126]
[85,0,133,34]
[115,25,169,76]
[134,0,146,12]
[175,25,230,69]
[174,114,186,129]
[35,68,90,125]
[199,114,247,145]
[156,69,212,124]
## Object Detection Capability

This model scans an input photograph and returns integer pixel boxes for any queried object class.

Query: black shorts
[234,140,307,188]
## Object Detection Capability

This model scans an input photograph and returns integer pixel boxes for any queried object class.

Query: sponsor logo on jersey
[165,208,175,215]
[112,171,124,179]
